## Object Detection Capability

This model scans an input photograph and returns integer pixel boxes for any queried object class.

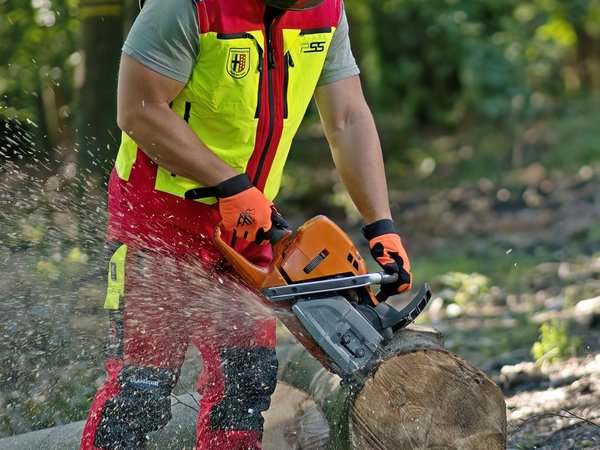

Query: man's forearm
[326,106,393,225]
[118,102,238,186]
[116,53,238,187]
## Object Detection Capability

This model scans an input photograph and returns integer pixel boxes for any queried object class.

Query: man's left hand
[362,219,412,296]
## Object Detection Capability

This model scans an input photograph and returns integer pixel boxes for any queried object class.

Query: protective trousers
[80,236,277,449]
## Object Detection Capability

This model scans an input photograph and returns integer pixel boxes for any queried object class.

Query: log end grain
[350,349,507,450]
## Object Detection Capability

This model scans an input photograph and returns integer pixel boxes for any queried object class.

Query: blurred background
[1,0,599,447]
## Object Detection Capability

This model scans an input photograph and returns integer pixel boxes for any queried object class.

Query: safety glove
[214,173,279,245]
[362,218,412,297]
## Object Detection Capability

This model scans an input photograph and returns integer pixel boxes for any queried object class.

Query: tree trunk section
[75,0,124,185]
[277,324,507,449]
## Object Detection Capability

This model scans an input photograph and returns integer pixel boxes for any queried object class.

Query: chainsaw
[214,215,432,379]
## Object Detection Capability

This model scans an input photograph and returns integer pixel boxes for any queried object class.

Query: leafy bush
[438,271,491,305]
[531,318,582,363]
[345,0,600,127]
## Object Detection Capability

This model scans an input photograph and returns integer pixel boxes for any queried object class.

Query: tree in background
[75,0,124,187]
[0,0,139,186]
[344,0,600,127]
[0,0,79,158]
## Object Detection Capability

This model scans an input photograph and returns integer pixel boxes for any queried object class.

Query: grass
[412,244,553,294]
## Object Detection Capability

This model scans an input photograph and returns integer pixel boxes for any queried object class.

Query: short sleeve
[317,6,360,86]
[122,0,199,84]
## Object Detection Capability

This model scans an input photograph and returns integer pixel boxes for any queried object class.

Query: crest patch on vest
[227,48,250,79]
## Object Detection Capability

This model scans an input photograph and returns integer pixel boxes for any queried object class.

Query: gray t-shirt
[123,0,359,86]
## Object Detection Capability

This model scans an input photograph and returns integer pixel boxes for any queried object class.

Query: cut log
[263,381,329,449]
[277,324,507,450]
[0,385,327,450]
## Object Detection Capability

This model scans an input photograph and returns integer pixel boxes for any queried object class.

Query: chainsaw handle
[377,272,398,285]
[255,209,290,245]
[256,223,289,245]
[375,272,399,303]
[214,221,293,291]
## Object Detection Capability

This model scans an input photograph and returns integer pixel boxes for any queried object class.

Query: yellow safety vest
[114,0,341,204]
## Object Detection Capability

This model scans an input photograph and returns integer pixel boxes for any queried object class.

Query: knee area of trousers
[209,347,278,432]
[94,365,179,448]
[222,346,278,399]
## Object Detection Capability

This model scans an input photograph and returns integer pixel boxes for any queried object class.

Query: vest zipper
[252,37,264,119]
[253,11,279,187]
[283,52,294,119]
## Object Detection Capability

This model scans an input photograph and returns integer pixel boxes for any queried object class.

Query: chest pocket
[190,31,265,122]
[283,27,333,125]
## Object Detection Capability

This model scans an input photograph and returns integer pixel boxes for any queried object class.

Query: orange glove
[215,174,275,244]
[362,219,412,296]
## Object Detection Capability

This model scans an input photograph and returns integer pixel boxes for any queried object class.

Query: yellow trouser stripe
[104,244,128,310]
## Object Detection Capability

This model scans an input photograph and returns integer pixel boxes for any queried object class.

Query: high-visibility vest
[114,0,342,204]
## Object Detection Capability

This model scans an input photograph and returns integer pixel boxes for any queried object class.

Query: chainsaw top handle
[374,272,398,303]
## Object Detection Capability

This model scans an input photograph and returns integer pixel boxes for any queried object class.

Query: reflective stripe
[104,244,128,310]
[114,134,138,181]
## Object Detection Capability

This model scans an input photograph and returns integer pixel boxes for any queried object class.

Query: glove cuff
[361,219,397,240]
[215,173,253,198]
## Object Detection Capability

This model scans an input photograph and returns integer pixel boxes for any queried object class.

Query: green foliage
[531,318,582,363]
[438,271,491,305]
[0,0,79,155]
[514,432,544,449]
[345,0,600,127]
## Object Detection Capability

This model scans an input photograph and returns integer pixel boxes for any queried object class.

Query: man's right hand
[216,174,275,244]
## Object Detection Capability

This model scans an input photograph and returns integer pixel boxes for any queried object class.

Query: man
[81,0,412,448]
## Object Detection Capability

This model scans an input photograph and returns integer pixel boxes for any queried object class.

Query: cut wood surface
[277,324,507,449]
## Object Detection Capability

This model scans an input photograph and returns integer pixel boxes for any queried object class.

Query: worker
[80,0,412,448]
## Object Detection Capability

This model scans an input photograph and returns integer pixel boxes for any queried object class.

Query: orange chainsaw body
[215,215,374,301]
[214,215,431,376]
[214,216,379,372]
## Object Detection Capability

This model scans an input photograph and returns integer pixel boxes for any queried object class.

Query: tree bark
[75,0,124,186]
[277,324,507,450]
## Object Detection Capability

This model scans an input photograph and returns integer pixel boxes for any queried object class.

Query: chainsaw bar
[262,272,397,302]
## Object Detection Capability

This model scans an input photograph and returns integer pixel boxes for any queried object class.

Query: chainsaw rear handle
[256,222,289,245]
[214,221,293,291]
[255,209,290,245]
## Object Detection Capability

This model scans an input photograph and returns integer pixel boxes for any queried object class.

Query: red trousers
[81,169,277,449]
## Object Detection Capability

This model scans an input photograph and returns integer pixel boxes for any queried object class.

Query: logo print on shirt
[227,48,250,79]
